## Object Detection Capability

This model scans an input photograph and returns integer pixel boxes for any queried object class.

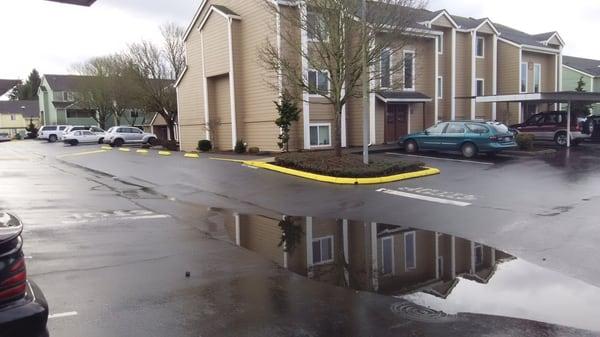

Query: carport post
[567,101,571,148]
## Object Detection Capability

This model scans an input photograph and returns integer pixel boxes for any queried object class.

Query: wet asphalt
[1,140,600,336]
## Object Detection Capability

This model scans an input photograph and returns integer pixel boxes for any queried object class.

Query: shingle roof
[44,74,94,91]
[0,79,21,96]
[377,90,432,101]
[212,5,239,17]
[563,56,600,77]
[0,100,40,118]
[494,23,548,48]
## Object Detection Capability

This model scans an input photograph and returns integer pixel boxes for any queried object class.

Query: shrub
[160,139,179,151]
[25,119,38,139]
[516,133,535,151]
[248,147,260,154]
[234,139,247,154]
[15,133,23,140]
[198,139,212,152]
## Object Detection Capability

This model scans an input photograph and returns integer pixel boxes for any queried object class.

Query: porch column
[306,216,313,278]
[370,222,379,291]
[451,28,456,120]
[435,232,440,279]
[342,83,347,147]
[567,101,571,147]
[234,213,241,246]
[342,219,349,286]
[300,2,311,149]
[227,18,238,149]
[200,31,210,140]
[470,31,476,120]
[450,235,456,278]
[434,36,439,123]
[492,34,498,121]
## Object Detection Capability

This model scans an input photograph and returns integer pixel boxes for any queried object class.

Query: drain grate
[390,301,456,323]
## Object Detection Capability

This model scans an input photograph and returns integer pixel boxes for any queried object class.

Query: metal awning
[376,90,432,103]
[475,91,600,147]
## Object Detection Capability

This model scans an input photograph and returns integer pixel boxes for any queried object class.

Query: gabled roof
[0,79,21,96]
[495,23,562,50]
[43,74,94,91]
[563,56,600,77]
[0,100,40,118]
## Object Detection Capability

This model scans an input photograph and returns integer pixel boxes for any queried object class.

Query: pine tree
[9,69,41,101]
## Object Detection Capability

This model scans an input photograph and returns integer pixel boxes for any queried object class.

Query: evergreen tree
[571,76,592,116]
[9,69,41,101]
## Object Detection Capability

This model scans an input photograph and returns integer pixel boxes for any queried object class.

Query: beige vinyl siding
[475,34,493,119]
[522,51,556,93]
[239,214,285,266]
[437,27,453,121]
[208,74,232,150]
[454,32,470,120]
[410,103,425,133]
[496,40,520,124]
[375,100,385,144]
[430,15,454,28]
[477,22,495,35]
[346,95,363,147]
[203,14,230,77]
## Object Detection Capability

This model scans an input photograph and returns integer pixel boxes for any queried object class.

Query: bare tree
[161,23,186,80]
[260,0,426,157]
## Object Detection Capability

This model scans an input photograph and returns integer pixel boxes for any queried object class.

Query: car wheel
[554,132,568,146]
[461,142,477,158]
[147,137,158,146]
[70,140,79,146]
[405,140,418,154]
[48,135,57,143]
[113,138,124,147]
[98,138,104,144]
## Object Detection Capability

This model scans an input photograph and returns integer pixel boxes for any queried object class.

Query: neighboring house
[562,55,600,114]
[176,1,564,152]
[144,112,179,141]
[37,74,98,127]
[0,79,21,98]
[0,100,40,137]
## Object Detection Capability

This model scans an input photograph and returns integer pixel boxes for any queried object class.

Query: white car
[63,130,105,146]
[103,126,158,147]
[0,133,11,142]
[38,125,69,142]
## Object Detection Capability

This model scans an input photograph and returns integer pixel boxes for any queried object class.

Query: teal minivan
[399,121,517,158]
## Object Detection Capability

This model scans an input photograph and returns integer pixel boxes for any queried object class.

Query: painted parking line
[376,188,472,207]
[49,311,78,319]
[57,150,107,158]
[386,152,494,165]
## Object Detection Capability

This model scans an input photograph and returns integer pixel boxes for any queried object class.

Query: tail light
[0,256,27,302]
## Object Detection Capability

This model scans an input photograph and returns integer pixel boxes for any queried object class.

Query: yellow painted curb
[57,150,107,158]
[184,153,200,158]
[158,151,171,156]
[242,161,440,185]
[101,146,112,150]
[209,157,244,163]
[136,149,149,154]
[118,148,130,152]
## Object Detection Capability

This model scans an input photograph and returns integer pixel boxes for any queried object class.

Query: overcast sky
[0,0,598,80]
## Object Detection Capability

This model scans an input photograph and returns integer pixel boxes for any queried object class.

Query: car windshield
[487,123,509,133]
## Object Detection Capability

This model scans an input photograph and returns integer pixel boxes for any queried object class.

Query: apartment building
[176,1,564,152]
[562,55,600,114]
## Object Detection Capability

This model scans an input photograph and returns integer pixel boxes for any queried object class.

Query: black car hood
[0,212,23,244]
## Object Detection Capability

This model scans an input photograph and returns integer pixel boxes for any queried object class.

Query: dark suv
[0,213,48,337]
[510,111,593,146]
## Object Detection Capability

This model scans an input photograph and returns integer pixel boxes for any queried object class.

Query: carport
[476,91,600,147]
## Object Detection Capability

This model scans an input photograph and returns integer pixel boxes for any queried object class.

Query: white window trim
[403,50,416,91]
[309,122,332,148]
[476,78,485,96]
[438,36,443,55]
[533,63,542,93]
[312,235,334,265]
[307,69,330,98]
[380,236,395,275]
[437,76,443,99]
[380,48,393,89]
[306,11,329,43]
[404,231,417,271]
[520,62,528,93]
[476,36,485,58]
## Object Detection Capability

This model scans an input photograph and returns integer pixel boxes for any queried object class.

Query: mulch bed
[275,151,425,178]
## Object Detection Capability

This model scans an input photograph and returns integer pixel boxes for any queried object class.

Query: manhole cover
[390,301,456,323]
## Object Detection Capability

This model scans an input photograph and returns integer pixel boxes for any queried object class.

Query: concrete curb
[242,161,440,185]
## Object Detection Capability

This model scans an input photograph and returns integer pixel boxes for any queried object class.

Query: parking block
[101,146,112,150]
[158,151,171,156]
[184,153,200,159]
[136,149,149,154]
[118,148,131,152]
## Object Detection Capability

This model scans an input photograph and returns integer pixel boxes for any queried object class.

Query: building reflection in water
[224,214,514,298]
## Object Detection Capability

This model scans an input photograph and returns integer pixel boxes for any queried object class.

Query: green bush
[197,139,212,152]
[15,133,23,140]
[160,139,179,151]
[516,133,535,151]
[234,139,247,154]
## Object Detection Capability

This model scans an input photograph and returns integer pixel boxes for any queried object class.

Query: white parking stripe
[386,152,494,165]
[376,188,472,207]
[49,311,78,319]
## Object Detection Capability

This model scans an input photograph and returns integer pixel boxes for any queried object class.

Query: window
[306,11,327,41]
[91,127,104,133]
[445,122,466,134]
[404,231,416,270]
[476,79,484,96]
[520,62,528,93]
[10,114,15,121]
[312,236,333,265]
[437,36,443,54]
[82,131,93,136]
[73,131,82,136]
[59,126,67,131]
[533,63,541,93]
[437,256,444,277]
[466,123,489,134]
[380,48,391,88]
[308,70,329,95]
[426,123,448,134]
[380,237,394,275]
[309,123,331,146]
[41,126,57,131]
[403,50,415,90]
[437,76,443,99]
[474,243,483,266]
[476,37,485,58]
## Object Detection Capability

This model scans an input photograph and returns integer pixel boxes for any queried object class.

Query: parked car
[0,212,48,336]
[60,126,89,140]
[103,126,158,147]
[509,111,593,146]
[400,121,517,158]
[38,125,68,143]
[0,133,11,142]
[585,115,600,140]
[63,130,105,146]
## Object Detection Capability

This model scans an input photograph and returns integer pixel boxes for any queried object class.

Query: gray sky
[0,0,597,80]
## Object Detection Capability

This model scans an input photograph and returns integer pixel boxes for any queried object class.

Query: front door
[385,104,409,143]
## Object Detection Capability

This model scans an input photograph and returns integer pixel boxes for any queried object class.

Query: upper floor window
[533,63,541,93]
[380,48,391,88]
[437,76,443,99]
[476,37,485,58]
[306,11,328,41]
[476,78,485,96]
[403,50,415,90]
[520,62,528,93]
[312,235,334,265]
[308,70,329,95]
[437,36,443,54]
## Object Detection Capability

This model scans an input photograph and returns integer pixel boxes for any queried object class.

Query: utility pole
[361,0,370,165]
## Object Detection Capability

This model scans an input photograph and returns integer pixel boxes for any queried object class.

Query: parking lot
[3,139,600,336]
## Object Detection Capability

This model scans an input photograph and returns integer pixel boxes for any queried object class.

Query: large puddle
[202,210,600,332]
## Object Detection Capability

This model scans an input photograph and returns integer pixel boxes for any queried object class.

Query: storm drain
[390,301,457,323]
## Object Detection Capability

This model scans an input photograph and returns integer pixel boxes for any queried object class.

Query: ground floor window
[312,236,334,265]
[309,123,331,147]
[380,236,394,275]
[404,231,416,270]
